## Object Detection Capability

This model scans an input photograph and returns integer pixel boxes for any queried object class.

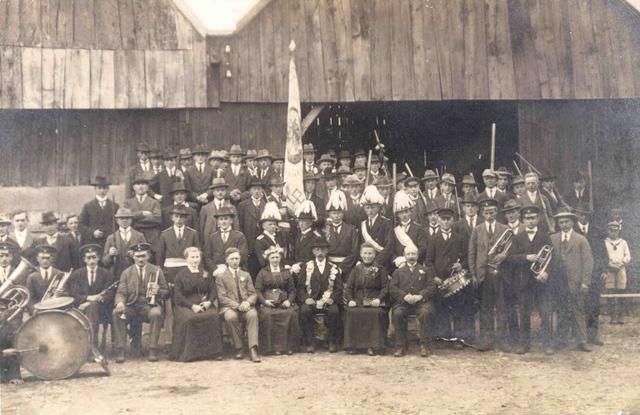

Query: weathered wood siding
[0,0,213,109]
[215,0,640,103]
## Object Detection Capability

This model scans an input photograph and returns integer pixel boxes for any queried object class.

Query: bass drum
[15,308,92,380]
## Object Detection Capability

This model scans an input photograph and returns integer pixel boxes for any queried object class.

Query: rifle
[404,163,429,208]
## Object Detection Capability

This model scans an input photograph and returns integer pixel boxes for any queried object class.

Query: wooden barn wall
[518,100,640,217]
[0,0,212,109]
[214,0,640,103]
[0,104,286,186]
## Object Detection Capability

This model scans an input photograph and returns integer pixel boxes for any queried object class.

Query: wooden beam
[301,106,325,136]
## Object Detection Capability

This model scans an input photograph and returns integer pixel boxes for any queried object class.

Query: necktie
[89,269,94,286]
[138,266,144,281]
[527,230,535,234]
[442,232,450,241]
[177,228,182,240]
[369,218,374,228]
[233,270,242,301]
[99,200,105,208]
[222,231,228,243]
[488,223,494,240]
[45,269,50,282]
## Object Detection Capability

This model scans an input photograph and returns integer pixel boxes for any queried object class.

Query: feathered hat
[295,200,318,221]
[360,185,385,206]
[326,190,348,212]
[393,190,415,213]
[260,201,282,223]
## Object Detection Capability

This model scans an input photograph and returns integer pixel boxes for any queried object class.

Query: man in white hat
[435,173,459,219]
[478,169,508,212]
[325,191,358,277]
[391,191,428,268]
[359,186,394,269]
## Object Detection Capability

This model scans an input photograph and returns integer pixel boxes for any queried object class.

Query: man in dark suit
[25,245,62,311]
[375,176,395,219]
[254,149,274,186]
[325,192,359,277]
[102,208,147,279]
[391,191,428,267]
[540,174,567,216]
[34,212,79,272]
[199,178,239,239]
[564,171,590,209]
[390,245,438,357]
[453,193,483,247]
[478,169,509,223]
[422,170,441,203]
[237,178,266,276]
[161,182,199,230]
[155,206,200,283]
[78,176,119,247]
[426,207,473,343]
[359,186,394,269]
[290,201,322,278]
[123,176,162,247]
[65,244,117,348]
[434,173,459,220]
[183,144,214,206]
[204,206,248,272]
[303,174,325,226]
[468,198,509,351]
[152,149,183,207]
[223,144,251,194]
[297,238,343,353]
[501,198,525,346]
[0,216,17,249]
[505,206,556,354]
[10,210,35,254]
[254,208,289,271]
[522,172,554,233]
[125,142,157,199]
[113,243,169,363]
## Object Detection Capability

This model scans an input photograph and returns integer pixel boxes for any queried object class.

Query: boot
[148,348,159,362]
[249,346,261,363]
[420,344,432,357]
[115,350,125,364]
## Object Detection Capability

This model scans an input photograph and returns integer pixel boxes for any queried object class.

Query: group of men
[0,140,625,382]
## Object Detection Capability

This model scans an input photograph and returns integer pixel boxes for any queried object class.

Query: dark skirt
[170,306,223,362]
[258,306,300,353]
[343,306,389,350]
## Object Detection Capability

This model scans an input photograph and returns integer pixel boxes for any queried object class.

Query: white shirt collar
[509,220,520,229]
[174,225,184,234]
[300,228,311,235]
[96,195,108,203]
[562,229,573,240]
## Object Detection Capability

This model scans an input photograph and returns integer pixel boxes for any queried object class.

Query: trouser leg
[415,302,435,345]
[244,308,259,349]
[325,304,341,343]
[80,301,100,347]
[145,305,163,349]
[392,305,409,347]
[112,309,128,350]
[479,277,496,345]
[299,304,315,345]
[223,309,244,350]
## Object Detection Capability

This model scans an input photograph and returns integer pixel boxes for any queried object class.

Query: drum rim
[15,308,91,380]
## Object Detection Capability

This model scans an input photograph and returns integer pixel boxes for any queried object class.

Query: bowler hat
[228,144,244,156]
[422,170,439,182]
[209,178,229,190]
[213,205,236,218]
[192,144,209,155]
[91,175,111,187]
[40,211,59,225]
[114,208,135,219]
[169,182,189,195]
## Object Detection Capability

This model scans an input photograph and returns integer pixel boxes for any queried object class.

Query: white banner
[284,40,305,213]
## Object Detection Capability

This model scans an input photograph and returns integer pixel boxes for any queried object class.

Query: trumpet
[531,245,553,282]
[40,269,73,302]
[146,269,160,306]
[487,229,514,275]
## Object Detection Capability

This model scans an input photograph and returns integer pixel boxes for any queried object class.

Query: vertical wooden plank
[144,50,164,108]
[332,0,355,102]
[259,5,277,101]
[73,0,94,48]
[567,0,602,99]
[21,47,42,108]
[236,29,250,102]
[42,48,66,108]
[114,50,129,108]
[410,0,429,99]
[370,0,392,100]
[90,49,116,108]
[164,50,186,108]
[463,0,489,99]
[2,0,21,45]
[484,0,517,99]
[192,33,207,107]
[175,9,193,50]
[288,0,310,101]
[390,0,415,100]
[126,49,145,108]
[246,18,263,102]
[304,0,326,102]
[447,0,466,99]
[507,0,542,99]
[182,50,195,106]
[589,0,617,98]
[117,0,136,49]
[94,0,121,49]
[0,47,23,108]
[318,0,340,101]
[271,0,289,102]
[132,0,150,49]
[41,0,74,48]
[605,0,635,98]
[528,0,559,99]
[20,0,42,46]
[429,0,452,99]
[154,0,178,49]
[220,36,238,102]
[64,49,91,108]
[550,0,575,98]
[350,0,371,101]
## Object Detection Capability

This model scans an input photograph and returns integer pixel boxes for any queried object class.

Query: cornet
[531,245,553,283]
[487,229,514,275]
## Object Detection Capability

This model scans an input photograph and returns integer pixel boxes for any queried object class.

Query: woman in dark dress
[255,246,299,355]
[344,243,389,355]
[170,247,223,362]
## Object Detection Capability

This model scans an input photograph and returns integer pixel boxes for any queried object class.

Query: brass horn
[487,229,514,275]
[0,285,30,328]
[531,245,553,283]
[0,257,36,298]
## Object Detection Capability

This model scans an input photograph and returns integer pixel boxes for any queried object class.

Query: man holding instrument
[113,243,169,363]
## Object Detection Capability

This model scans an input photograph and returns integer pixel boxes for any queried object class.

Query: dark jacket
[155,226,200,267]
[78,198,119,246]
[237,198,266,253]
[389,263,437,305]
[326,222,359,275]
[296,259,343,304]
[344,263,389,305]
[66,266,116,307]
[203,229,248,271]
[359,215,394,268]
[425,229,468,279]
[34,234,79,272]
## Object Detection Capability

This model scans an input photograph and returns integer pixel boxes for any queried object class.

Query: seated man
[390,245,438,357]
[0,242,23,384]
[297,238,343,353]
[66,244,117,349]
[25,245,62,311]
[113,243,169,363]
[216,247,261,362]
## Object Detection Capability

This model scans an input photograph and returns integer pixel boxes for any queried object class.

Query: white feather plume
[326,190,348,211]
[261,201,282,221]
[295,199,318,220]
[360,185,385,205]
[393,190,415,213]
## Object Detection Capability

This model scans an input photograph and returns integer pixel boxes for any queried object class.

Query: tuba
[0,257,36,297]
[487,229,514,275]
[0,257,35,328]
[531,245,553,283]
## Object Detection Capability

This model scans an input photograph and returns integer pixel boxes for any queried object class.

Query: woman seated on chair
[170,246,223,362]
[343,243,390,355]
[255,246,300,355]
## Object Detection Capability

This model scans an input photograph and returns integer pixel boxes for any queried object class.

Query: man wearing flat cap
[66,244,117,349]
[113,243,169,363]
[102,208,147,279]
[478,170,509,222]
[468,197,509,351]
[78,176,119,248]
[123,175,162,247]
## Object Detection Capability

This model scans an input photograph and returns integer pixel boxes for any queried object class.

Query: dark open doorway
[303,101,519,179]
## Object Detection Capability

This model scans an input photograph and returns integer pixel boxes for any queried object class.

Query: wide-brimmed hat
[317,153,335,164]
[404,176,421,187]
[179,148,193,159]
[192,144,209,155]
[511,175,525,186]
[441,173,456,185]
[170,182,189,195]
[114,208,135,219]
[303,143,316,154]
[207,150,225,161]
[322,168,338,180]
[255,149,272,160]
[312,238,330,249]
[228,144,244,156]
[213,205,236,218]
[353,149,367,157]
[461,174,476,186]
[243,149,258,160]
[352,161,367,171]
[501,199,521,213]
[482,169,497,178]
[149,148,162,159]
[460,193,479,205]
[40,211,59,225]
[337,166,352,176]
[269,176,285,187]
[162,149,177,160]
[554,207,577,220]
[303,173,320,182]
[169,205,190,216]
[91,175,111,187]
[342,174,361,186]
[209,178,229,190]
[374,176,393,188]
[247,177,265,188]
[337,150,351,160]
[132,175,149,185]
[0,214,11,225]
[495,167,512,177]
[272,154,285,162]
[136,142,151,152]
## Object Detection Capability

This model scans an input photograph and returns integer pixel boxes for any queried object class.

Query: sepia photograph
[0,0,639,413]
